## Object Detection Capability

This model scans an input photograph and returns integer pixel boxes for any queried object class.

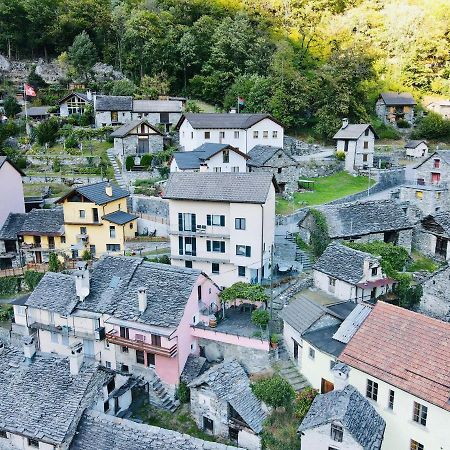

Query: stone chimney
[75,261,90,302]
[70,342,84,375]
[105,183,113,197]
[138,287,147,313]
[342,118,349,129]
[332,362,350,390]
[23,336,36,364]
[199,163,208,173]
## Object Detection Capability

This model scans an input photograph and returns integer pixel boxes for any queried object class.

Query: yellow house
[56,181,137,259]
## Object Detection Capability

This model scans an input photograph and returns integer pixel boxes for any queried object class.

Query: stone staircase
[107,149,127,189]
[279,359,310,392]
[148,372,180,412]
[285,232,312,271]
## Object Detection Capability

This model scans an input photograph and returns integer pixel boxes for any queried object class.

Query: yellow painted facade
[21,234,66,264]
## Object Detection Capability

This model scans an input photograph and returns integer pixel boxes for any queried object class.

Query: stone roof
[379,92,416,106]
[69,410,238,450]
[164,172,274,204]
[422,211,450,236]
[0,347,110,446]
[110,119,162,138]
[414,150,450,169]
[314,199,412,238]
[189,359,267,434]
[17,106,50,117]
[181,354,208,384]
[313,242,379,284]
[340,302,450,412]
[298,385,385,450]
[19,208,64,236]
[247,145,297,167]
[57,181,129,205]
[0,155,26,175]
[333,124,377,140]
[0,213,27,240]
[102,210,138,225]
[95,95,133,111]
[178,113,278,130]
[405,140,427,149]
[132,99,183,113]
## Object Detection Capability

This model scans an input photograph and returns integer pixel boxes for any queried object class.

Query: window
[130,223,133,229]
[185,261,193,268]
[111,111,118,123]
[61,235,66,244]
[366,379,378,401]
[277,167,282,174]
[410,440,424,450]
[80,226,87,235]
[253,131,259,139]
[160,112,169,123]
[330,423,343,442]
[197,285,202,300]
[238,266,246,277]
[413,402,428,426]
[363,141,369,149]
[203,417,214,432]
[28,438,39,448]
[328,277,336,292]
[136,350,145,365]
[219,131,225,139]
[236,245,251,257]
[212,263,220,274]
[107,378,115,394]
[365,128,370,136]
[147,352,155,367]
[436,192,441,199]
[191,132,194,139]
[121,346,129,353]
[179,236,197,256]
[92,208,99,223]
[309,347,315,359]
[371,267,378,276]
[213,167,221,172]
[234,130,240,139]
[388,390,395,410]
[363,154,368,162]
[121,364,129,372]
[231,166,239,172]
[330,360,336,370]
[223,149,229,163]
[431,172,441,184]
[104,400,110,413]
[207,240,226,253]
[207,214,225,226]
[120,326,129,339]
[79,210,85,218]
[235,218,246,230]
[106,244,121,252]
[434,159,440,168]
[90,245,96,256]
[204,131,210,139]
[109,226,116,238]
[178,212,196,231]
[105,361,112,369]
[151,335,161,347]
[0,430,7,439]
[416,190,423,200]
[263,130,268,138]
[272,130,278,138]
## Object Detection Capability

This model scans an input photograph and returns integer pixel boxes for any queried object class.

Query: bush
[125,155,134,171]
[35,118,60,146]
[52,158,61,173]
[0,277,20,296]
[407,255,439,273]
[396,119,410,128]
[24,271,45,290]
[0,305,14,320]
[48,252,61,272]
[294,387,318,420]
[251,309,270,328]
[335,150,346,161]
[65,134,79,149]
[372,119,400,140]
[176,381,190,403]
[251,375,295,409]
[310,209,330,257]
[219,282,269,303]
[412,112,450,140]
[82,250,93,261]
[140,154,153,167]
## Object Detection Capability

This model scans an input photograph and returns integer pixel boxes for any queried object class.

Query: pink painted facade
[0,159,25,227]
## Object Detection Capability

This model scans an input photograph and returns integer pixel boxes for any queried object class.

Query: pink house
[0,156,25,228]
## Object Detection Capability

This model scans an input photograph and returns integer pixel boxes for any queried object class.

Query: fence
[136,212,169,225]
[0,260,81,278]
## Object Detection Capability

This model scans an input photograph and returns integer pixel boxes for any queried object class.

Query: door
[321,378,334,394]
[92,208,99,223]
[83,339,95,357]
[293,340,299,361]
[138,138,149,155]
[35,251,42,264]
[435,237,448,258]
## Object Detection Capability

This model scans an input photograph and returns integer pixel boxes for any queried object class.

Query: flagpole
[23,84,29,136]
[237,97,239,114]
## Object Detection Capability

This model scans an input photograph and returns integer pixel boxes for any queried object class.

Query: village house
[333,120,377,174]
[340,302,450,450]
[0,213,26,269]
[94,95,133,127]
[0,156,25,228]
[375,92,416,126]
[131,99,183,132]
[298,200,413,252]
[176,113,284,153]
[426,99,450,119]
[404,140,428,158]
[298,384,385,450]
[110,119,164,167]
[419,265,450,321]
[413,211,450,260]
[247,145,299,193]
[56,181,137,259]
[17,105,51,121]
[170,143,249,173]
[58,92,93,117]
[313,243,395,303]
[164,172,276,287]
[188,359,266,450]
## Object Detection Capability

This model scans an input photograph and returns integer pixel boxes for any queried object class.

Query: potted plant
[270,334,279,349]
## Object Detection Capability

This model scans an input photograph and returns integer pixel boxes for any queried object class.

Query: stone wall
[419,266,450,320]
[23,175,104,185]
[283,136,328,155]
[27,154,102,167]
[130,195,169,217]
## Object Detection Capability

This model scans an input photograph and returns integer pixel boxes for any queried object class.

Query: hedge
[0,276,20,296]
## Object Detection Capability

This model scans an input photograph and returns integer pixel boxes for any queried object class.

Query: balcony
[106,332,177,357]
[170,228,230,239]
[29,322,105,341]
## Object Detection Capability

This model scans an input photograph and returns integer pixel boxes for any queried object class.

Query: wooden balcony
[106,332,177,357]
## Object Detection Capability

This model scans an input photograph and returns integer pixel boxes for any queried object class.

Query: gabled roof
[340,302,450,412]
[333,124,378,140]
[413,150,450,169]
[0,155,26,176]
[95,95,133,111]
[177,112,281,130]
[110,119,163,138]
[132,99,183,113]
[298,385,385,450]
[405,140,427,149]
[56,181,129,205]
[17,106,50,117]
[189,359,267,434]
[332,304,372,344]
[102,210,138,225]
[313,242,379,285]
[18,208,64,236]
[247,145,297,167]
[421,211,450,237]
[164,172,275,204]
[302,324,346,357]
[58,92,93,105]
[0,213,27,240]
[379,92,416,106]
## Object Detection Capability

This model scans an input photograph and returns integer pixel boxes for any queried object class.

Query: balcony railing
[106,332,177,357]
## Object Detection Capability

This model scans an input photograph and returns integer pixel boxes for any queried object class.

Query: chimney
[75,261,90,302]
[23,336,36,364]
[332,362,350,390]
[86,90,92,101]
[138,287,147,313]
[105,183,113,197]
[69,342,84,375]
[342,118,349,129]
[199,163,208,173]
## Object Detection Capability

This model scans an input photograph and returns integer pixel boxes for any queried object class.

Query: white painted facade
[168,188,275,288]
[300,421,363,450]
[282,322,303,369]
[178,117,284,153]
[405,142,429,158]
[335,129,375,173]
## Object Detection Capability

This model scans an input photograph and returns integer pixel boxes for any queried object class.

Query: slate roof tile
[379,92,416,106]
[110,119,162,138]
[19,208,64,235]
[102,210,138,225]
[95,95,133,111]
[0,213,27,239]
[132,99,183,113]
[57,181,129,205]
[333,124,377,140]
[179,113,277,129]
[247,145,296,167]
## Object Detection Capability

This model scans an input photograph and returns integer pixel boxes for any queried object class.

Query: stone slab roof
[340,302,450,412]
[164,172,274,204]
[19,208,64,236]
[0,213,27,240]
[179,113,277,130]
[69,410,238,450]
[302,324,346,357]
[405,140,427,149]
[95,95,133,111]
[315,199,412,238]
[132,99,183,113]
[57,181,129,205]
[313,242,379,284]
[17,106,50,117]
[333,124,377,140]
[422,211,450,236]
[110,119,162,138]
[0,347,110,445]
[379,92,416,106]
[298,385,385,450]
[247,145,296,167]
[414,150,450,169]
[181,354,208,384]
[102,210,138,225]
[189,359,267,434]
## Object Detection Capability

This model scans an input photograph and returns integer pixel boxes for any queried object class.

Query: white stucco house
[404,140,428,158]
[176,113,284,153]
[58,92,93,117]
[170,143,249,173]
[163,172,276,288]
[333,120,378,173]
[426,99,450,119]
[0,156,25,229]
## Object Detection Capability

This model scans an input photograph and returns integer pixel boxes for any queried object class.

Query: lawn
[44,140,111,156]
[23,182,72,197]
[276,172,375,215]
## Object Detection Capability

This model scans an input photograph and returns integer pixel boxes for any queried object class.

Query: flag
[238,97,245,106]
[24,84,36,97]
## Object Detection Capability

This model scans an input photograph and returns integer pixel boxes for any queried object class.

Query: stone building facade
[419,266,450,321]
[375,92,416,126]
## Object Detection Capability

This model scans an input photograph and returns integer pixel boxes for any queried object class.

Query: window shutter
[220,215,225,226]
[178,213,183,231]
[178,237,183,255]
[206,240,211,252]
[192,238,197,256]
[221,242,225,253]
[246,246,251,257]
[207,215,211,226]
[191,214,196,231]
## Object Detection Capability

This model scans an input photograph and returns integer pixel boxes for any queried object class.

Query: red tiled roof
[356,278,396,289]
[340,302,450,411]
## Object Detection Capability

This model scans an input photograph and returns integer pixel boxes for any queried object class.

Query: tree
[109,79,137,96]
[412,112,450,140]
[3,96,21,118]
[68,31,97,81]
[35,118,59,146]
[48,252,61,272]
[251,376,295,409]
[136,73,170,99]
[27,66,47,90]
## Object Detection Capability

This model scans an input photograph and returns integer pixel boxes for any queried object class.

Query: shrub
[396,119,410,128]
[176,381,190,403]
[251,375,295,409]
[52,158,61,173]
[125,155,134,171]
[294,387,318,420]
[65,134,79,149]
[48,252,61,272]
[335,150,346,161]
[82,250,93,261]
[412,112,450,140]
[371,119,400,140]
[0,277,20,296]
[35,118,60,146]
[140,154,153,167]
[16,157,27,169]
[219,282,269,303]
[310,209,330,257]
[0,305,14,320]
[251,309,270,328]
[24,271,45,290]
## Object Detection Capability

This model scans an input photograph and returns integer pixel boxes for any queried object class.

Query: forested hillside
[0,0,449,137]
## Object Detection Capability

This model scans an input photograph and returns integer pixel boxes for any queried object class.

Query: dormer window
[330,423,343,442]
[434,159,440,168]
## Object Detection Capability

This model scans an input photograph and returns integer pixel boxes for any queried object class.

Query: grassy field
[44,140,111,156]
[23,182,72,197]
[276,172,375,215]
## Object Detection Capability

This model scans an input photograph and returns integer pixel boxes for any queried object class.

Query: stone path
[107,149,128,189]
[276,341,310,392]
